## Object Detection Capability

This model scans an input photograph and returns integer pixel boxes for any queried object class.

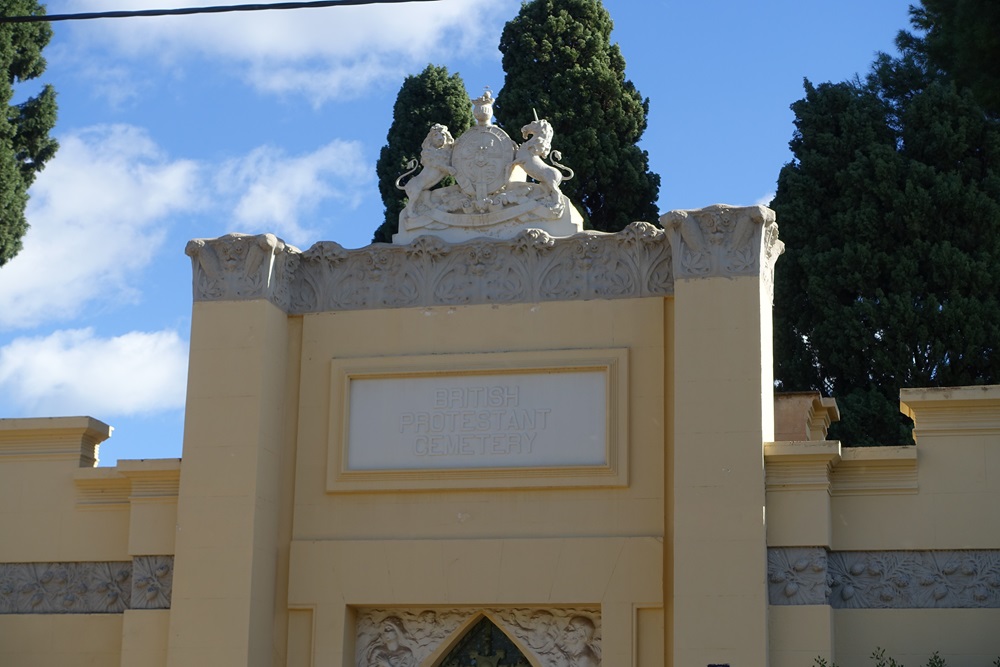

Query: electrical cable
[0,0,440,23]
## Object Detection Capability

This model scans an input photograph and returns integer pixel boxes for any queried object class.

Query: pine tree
[0,0,58,266]
[373,64,473,244]
[494,0,659,233]
[772,27,1000,445]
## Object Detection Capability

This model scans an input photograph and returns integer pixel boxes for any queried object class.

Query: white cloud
[0,125,203,330]
[0,328,188,417]
[60,0,518,102]
[216,139,371,247]
[756,191,776,207]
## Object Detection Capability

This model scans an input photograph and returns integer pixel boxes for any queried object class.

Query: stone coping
[0,417,112,467]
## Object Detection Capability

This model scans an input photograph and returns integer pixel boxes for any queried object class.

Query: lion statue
[396,124,456,218]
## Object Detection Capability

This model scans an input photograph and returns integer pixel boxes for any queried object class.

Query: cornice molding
[0,417,112,466]
[764,442,918,496]
[188,205,782,313]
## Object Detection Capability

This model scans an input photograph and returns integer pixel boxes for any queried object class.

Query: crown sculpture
[392,89,585,244]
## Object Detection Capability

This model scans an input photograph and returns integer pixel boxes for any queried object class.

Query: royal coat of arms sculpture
[392,90,585,244]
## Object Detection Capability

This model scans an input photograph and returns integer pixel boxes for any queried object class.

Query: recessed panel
[345,370,606,471]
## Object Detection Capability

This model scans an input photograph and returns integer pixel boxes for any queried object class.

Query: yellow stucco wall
[3,210,999,667]
[286,298,668,666]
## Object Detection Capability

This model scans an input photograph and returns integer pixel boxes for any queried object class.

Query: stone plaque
[345,370,606,471]
[327,349,628,491]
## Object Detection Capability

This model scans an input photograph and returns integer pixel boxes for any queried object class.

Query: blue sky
[0,0,913,465]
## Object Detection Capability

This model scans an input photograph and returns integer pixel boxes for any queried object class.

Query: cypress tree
[772,21,1000,445]
[494,0,660,232]
[0,0,58,266]
[905,0,1000,117]
[373,64,473,244]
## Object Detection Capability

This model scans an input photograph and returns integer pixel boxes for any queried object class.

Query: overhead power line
[0,0,440,23]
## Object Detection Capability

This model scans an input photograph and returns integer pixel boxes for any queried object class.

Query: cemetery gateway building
[1,104,999,667]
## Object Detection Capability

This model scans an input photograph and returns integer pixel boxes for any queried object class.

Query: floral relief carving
[767,548,1000,608]
[289,224,674,314]
[660,204,782,282]
[828,551,1000,609]
[355,607,601,667]
[130,556,173,610]
[187,232,298,310]
[767,547,829,605]
[0,557,173,614]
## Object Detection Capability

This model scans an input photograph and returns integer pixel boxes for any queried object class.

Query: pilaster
[168,234,293,667]
[662,204,782,667]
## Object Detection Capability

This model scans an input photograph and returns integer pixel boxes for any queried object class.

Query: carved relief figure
[363,616,417,667]
[396,124,456,217]
[514,118,574,203]
[556,616,600,667]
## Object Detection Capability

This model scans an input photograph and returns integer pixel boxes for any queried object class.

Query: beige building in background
[2,204,999,667]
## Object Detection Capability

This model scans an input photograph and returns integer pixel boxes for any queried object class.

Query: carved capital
[186,232,299,310]
[660,204,784,291]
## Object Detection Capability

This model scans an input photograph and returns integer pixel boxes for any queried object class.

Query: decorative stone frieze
[356,607,601,667]
[0,556,173,614]
[767,548,1000,608]
[767,547,830,605]
[659,204,783,293]
[130,556,173,610]
[292,223,671,313]
[189,205,782,314]
[186,232,298,310]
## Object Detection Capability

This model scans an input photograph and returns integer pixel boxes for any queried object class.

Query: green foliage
[772,8,1000,446]
[0,0,58,266]
[924,652,947,667]
[812,647,999,667]
[871,647,904,667]
[904,0,1000,117]
[373,64,473,243]
[494,0,660,232]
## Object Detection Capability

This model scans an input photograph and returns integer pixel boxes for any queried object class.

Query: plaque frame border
[326,348,629,493]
